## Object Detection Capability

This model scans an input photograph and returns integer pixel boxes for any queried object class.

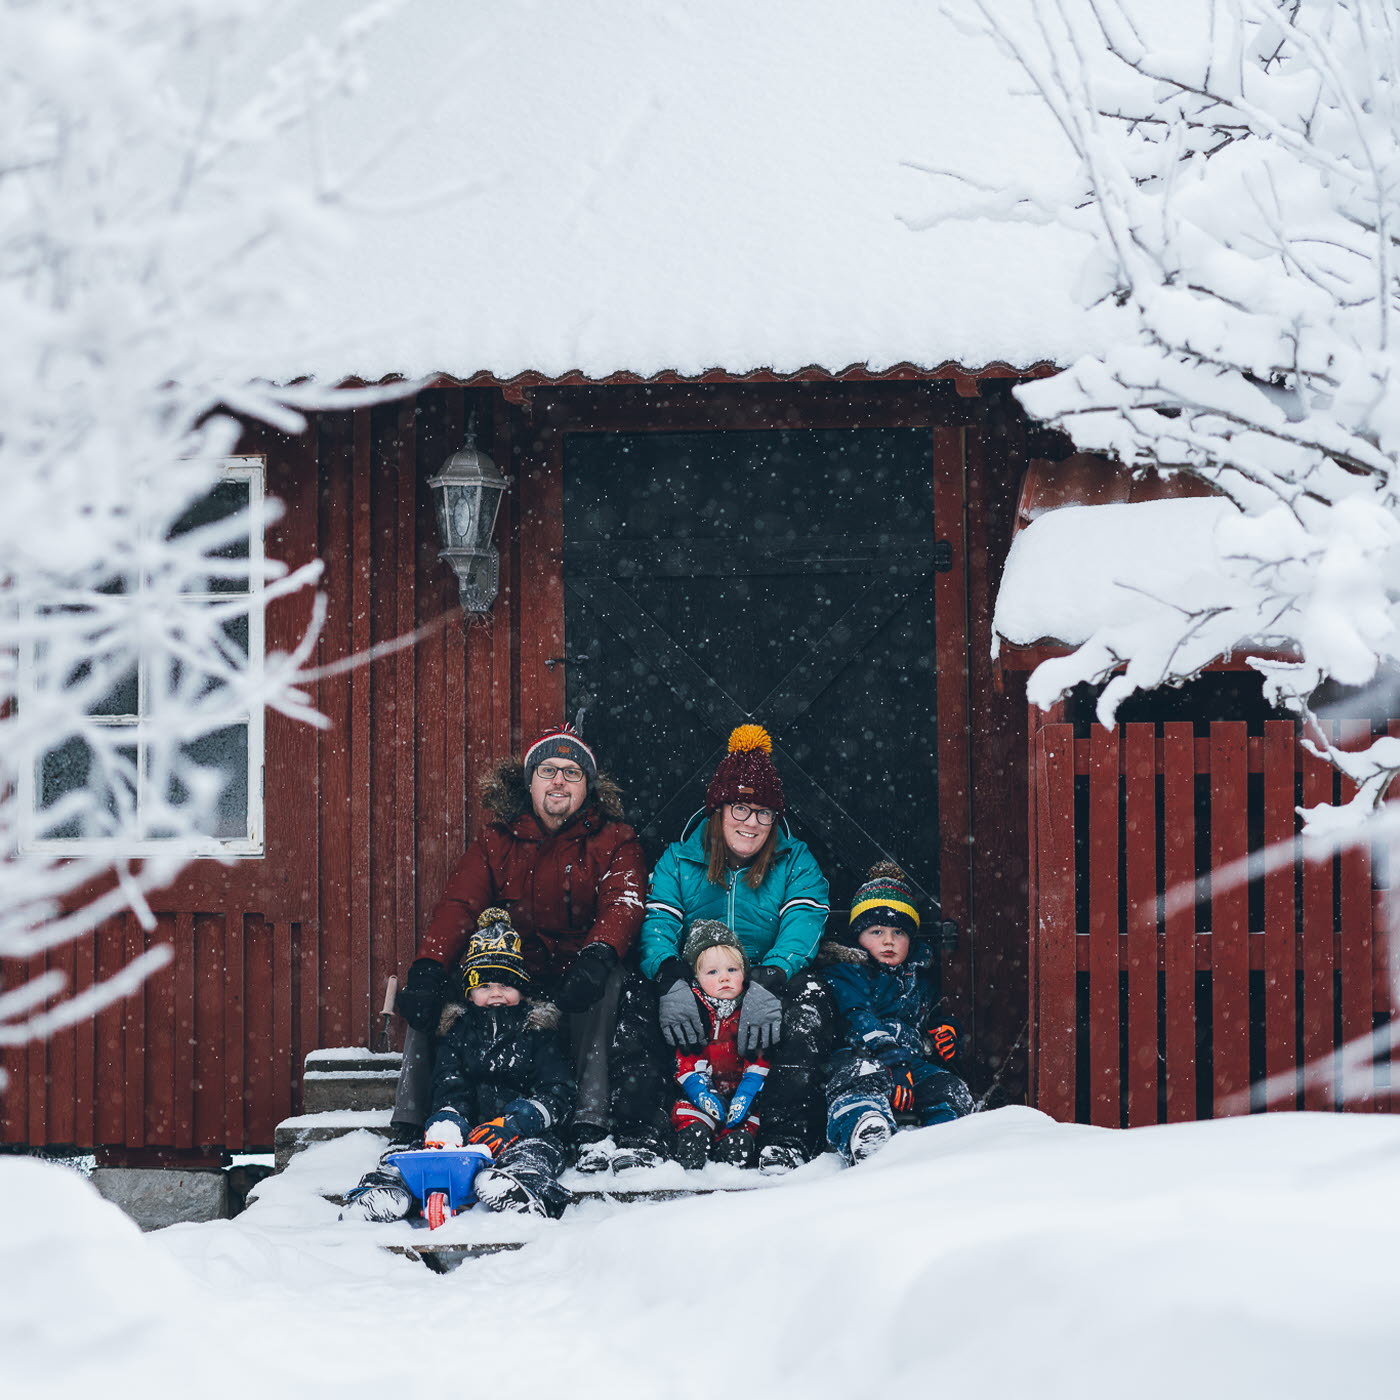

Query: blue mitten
[679,1069,726,1122]
[723,1068,767,1128]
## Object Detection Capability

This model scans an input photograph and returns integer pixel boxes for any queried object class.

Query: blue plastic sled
[387,1146,493,1225]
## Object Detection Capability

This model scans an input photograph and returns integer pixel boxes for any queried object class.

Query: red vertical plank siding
[491,400,519,786]
[1337,719,1373,1110]
[193,913,224,1145]
[1163,723,1197,1123]
[394,401,419,982]
[244,916,274,1144]
[272,921,294,1131]
[224,911,246,1145]
[517,425,566,743]
[172,912,195,1148]
[123,913,147,1148]
[1300,742,1335,1110]
[145,923,175,1145]
[933,426,973,1019]
[94,918,124,1144]
[1124,724,1158,1127]
[1025,705,1042,1102]
[47,936,76,1144]
[74,928,96,1143]
[1210,723,1249,1115]
[1088,726,1121,1126]
[349,408,373,1047]
[1035,723,1077,1121]
[1262,721,1299,1108]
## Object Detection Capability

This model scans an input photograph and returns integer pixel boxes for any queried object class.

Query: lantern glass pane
[449,484,482,549]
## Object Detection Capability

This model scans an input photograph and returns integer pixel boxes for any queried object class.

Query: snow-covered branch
[0,0,410,1075]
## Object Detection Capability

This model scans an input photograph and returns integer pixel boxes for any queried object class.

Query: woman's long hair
[705,808,778,890]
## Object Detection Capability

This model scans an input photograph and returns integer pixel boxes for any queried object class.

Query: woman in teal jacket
[606,725,832,1175]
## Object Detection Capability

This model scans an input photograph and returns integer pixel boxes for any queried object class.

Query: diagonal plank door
[563,427,941,912]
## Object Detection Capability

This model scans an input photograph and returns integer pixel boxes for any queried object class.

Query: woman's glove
[656,958,706,1048]
[723,1068,767,1128]
[737,967,786,1056]
[395,957,452,1034]
[554,943,618,1014]
[422,1109,467,1148]
[679,1069,726,1123]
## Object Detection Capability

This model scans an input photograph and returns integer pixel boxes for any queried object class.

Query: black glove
[553,943,618,1013]
[737,965,787,1056]
[656,956,706,1048]
[395,957,451,1034]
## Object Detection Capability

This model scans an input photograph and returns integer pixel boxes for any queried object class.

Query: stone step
[302,1068,399,1114]
[275,1109,392,1171]
[305,1047,403,1076]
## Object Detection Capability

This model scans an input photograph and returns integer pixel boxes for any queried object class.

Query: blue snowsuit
[819,941,972,1157]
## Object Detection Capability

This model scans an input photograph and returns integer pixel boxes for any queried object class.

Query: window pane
[157,614,251,708]
[38,736,137,838]
[170,478,252,595]
[158,725,249,839]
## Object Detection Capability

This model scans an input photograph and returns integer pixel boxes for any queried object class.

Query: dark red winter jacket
[417,761,647,982]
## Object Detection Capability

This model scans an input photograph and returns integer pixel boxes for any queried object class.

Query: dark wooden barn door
[563,428,941,913]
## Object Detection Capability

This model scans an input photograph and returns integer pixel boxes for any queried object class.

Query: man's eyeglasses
[535,763,585,784]
[728,803,776,826]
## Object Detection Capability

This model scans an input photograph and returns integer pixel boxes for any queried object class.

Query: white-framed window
[20,457,267,857]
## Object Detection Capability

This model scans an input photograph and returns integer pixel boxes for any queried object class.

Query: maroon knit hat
[705,724,785,814]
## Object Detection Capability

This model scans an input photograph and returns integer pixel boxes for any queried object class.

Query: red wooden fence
[1030,718,1396,1125]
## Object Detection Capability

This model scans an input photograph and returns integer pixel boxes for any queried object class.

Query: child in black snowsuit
[668,920,768,1170]
[819,862,972,1165]
[342,909,577,1220]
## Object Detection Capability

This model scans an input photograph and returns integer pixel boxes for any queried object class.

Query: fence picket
[1163,723,1197,1122]
[1088,727,1121,1126]
[1035,723,1077,1121]
[1262,721,1298,1109]
[1124,724,1158,1127]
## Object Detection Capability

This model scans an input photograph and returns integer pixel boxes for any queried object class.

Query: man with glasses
[387,723,647,1167]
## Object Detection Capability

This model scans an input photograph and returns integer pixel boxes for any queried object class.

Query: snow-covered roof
[264,1,1101,385]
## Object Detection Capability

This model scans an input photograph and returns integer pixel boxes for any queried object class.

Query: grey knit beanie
[681,919,749,973]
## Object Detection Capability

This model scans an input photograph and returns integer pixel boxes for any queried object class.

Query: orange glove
[466,1117,519,1157]
[890,1071,916,1114]
[929,1023,958,1063]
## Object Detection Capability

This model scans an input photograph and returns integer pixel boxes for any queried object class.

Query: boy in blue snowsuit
[819,862,972,1164]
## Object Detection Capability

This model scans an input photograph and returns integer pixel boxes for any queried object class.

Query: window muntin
[21,457,267,856]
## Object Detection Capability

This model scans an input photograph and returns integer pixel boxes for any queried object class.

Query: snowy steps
[300,1047,402,1114]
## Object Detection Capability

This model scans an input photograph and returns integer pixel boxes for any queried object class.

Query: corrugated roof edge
[326,359,1059,403]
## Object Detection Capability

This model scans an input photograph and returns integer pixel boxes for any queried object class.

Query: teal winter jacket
[639,822,830,981]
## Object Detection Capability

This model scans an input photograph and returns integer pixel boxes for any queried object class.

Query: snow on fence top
[252,0,1102,385]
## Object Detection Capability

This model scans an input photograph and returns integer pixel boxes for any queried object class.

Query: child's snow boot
[339,1167,415,1222]
[847,1111,893,1165]
[474,1167,549,1218]
[673,1122,711,1171]
[610,1143,665,1172]
[710,1130,755,1169]
[757,1143,804,1176]
[573,1136,618,1174]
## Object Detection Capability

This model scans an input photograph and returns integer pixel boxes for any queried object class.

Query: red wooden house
[2,8,1391,1162]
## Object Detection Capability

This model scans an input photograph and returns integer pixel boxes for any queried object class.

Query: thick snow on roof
[260,0,1102,384]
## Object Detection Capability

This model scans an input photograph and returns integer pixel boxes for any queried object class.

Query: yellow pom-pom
[728,723,772,755]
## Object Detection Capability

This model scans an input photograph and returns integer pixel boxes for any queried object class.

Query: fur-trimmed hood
[816,937,934,969]
[478,757,626,826]
[437,996,562,1038]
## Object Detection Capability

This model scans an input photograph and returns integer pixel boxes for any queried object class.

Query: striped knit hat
[461,908,530,992]
[523,723,597,787]
[847,861,921,943]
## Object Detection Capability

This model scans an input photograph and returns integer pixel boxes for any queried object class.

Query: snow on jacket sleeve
[581,825,648,961]
[760,842,829,980]
[639,842,687,980]
[416,837,496,966]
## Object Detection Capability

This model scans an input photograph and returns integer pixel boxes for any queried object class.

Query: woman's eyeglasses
[535,763,585,783]
[728,803,775,826]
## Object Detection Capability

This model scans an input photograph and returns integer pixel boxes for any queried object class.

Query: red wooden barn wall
[1,378,1034,1155]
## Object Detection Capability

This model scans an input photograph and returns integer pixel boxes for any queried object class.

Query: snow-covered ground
[3,1107,1397,1400]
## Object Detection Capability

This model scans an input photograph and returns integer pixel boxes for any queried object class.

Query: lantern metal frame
[427,427,511,613]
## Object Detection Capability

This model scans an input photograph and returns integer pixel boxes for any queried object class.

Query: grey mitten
[657,963,706,1048]
[737,977,784,1055]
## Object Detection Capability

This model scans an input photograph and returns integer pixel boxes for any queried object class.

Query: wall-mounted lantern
[428,425,511,613]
